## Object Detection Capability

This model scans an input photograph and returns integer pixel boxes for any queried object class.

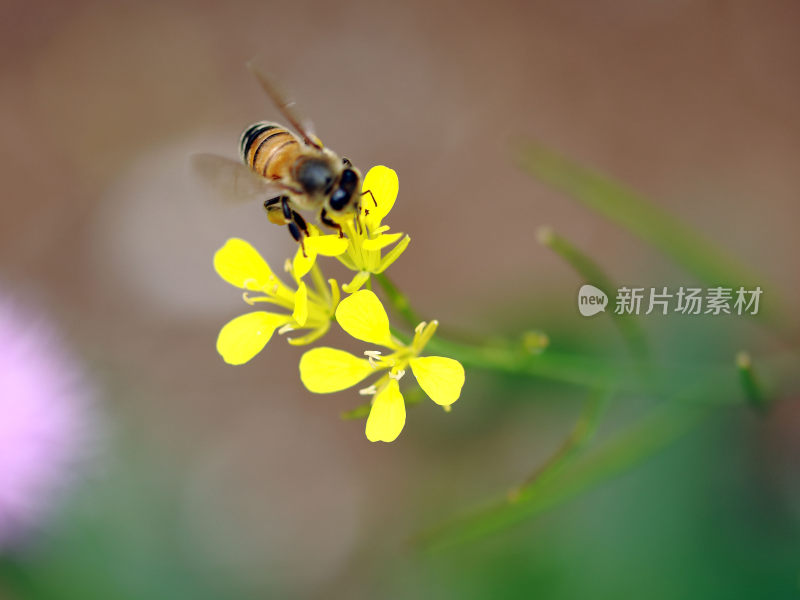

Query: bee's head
[328,167,361,216]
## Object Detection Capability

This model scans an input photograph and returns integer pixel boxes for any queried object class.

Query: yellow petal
[363,166,399,232]
[214,238,276,290]
[335,290,395,347]
[341,270,371,293]
[292,244,317,279]
[376,235,410,273]
[287,324,329,346]
[292,281,308,326]
[409,356,465,406]
[310,234,349,256]
[216,312,289,365]
[365,379,406,442]
[299,347,375,393]
[328,278,341,307]
[362,232,403,252]
[291,231,348,279]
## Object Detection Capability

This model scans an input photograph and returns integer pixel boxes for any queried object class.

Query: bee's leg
[287,222,307,257]
[265,196,289,225]
[342,157,352,167]
[361,189,377,207]
[280,196,293,221]
[292,210,309,236]
[320,208,344,238]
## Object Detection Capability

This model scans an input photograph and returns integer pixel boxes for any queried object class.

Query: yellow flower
[299,290,465,442]
[336,166,411,293]
[214,238,340,365]
[291,224,349,279]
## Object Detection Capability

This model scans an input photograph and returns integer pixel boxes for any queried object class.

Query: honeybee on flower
[212,161,465,442]
[292,166,410,292]
[193,64,369,251]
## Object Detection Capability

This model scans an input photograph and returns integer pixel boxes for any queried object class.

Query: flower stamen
[364,350,383,368]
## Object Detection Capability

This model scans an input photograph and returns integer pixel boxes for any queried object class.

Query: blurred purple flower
[0,296,93,551]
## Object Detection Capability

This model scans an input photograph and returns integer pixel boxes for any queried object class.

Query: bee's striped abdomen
[239,121,301,180]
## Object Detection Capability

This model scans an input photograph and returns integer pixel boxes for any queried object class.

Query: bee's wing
[302,118,324,148]
[246,59,323,150]
[190,153,285,203]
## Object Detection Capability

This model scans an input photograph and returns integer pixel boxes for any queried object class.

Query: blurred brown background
[1,0,799,595]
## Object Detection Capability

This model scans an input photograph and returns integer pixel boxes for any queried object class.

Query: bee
[192,63,373,248]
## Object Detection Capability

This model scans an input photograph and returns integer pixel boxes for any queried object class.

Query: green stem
[510,388,609,501]
[427,335,640,391]
[374,272,423,326]
[375,273,800,398]
[538,227,650,361]
[375,273,636,390]
[517,142,759,289]
[736,351,767,414]
[415,400,711,552]
[517,142,791,332]
[413,347,774,551]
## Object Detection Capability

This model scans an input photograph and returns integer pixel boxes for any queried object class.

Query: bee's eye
[330,168,359,211]
[330,188,350,210]
[340,169,358,187]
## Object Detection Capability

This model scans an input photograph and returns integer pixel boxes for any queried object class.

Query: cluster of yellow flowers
[214,166,465,442]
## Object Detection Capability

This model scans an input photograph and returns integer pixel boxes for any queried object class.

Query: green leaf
[518,143,760,289]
